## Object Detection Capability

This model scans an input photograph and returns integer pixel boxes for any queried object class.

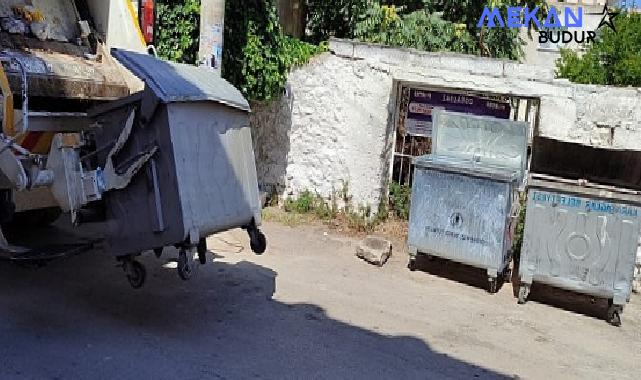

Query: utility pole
[199,0,225,75]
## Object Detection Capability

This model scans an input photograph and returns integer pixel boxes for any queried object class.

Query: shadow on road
[508,260,611,322]
[413,255,610,323]
[0,251,510,379]
[413,255,500,293]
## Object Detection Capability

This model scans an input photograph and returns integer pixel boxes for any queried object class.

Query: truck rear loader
[0,0,266,288]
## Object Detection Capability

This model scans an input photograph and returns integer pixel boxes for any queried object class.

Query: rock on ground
[356,236,392,267]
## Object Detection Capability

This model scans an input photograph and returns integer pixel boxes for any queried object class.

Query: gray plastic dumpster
[88,50,265,284]
[407,110,528,293]
[518,138,641,326]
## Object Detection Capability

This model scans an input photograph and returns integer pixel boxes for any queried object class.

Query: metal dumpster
[407,110,528,293]
[519,165,641,326]
[87,50,265,283]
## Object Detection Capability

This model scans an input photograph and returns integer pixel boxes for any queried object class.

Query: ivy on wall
[223,0,326,101]
[156,0,201,64]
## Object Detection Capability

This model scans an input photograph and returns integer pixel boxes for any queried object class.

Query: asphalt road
[1,222,640,379]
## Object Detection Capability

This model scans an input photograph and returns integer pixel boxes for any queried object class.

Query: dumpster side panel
[168,102,261,237]
[408,167,512,273]
[521,189,641,302]
[100,105,186,255]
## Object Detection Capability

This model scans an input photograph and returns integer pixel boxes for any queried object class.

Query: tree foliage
[306,0,370,44]
[556,12,641,87]
[426,0,548,60]
[156,0,201,64]
[314,0,547,60]
[355,4,476,54]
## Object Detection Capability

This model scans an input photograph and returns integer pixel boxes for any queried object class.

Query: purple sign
[405,89,511,137]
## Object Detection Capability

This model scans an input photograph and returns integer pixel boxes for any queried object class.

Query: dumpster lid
[414,154,519,182]
[432,110,528,184]
[531,136,641,191]
[111,49,250,112]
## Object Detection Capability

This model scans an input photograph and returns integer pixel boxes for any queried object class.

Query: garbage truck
[0,0,266,288]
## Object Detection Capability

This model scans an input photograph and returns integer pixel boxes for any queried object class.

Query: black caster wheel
[126,260,147,289]
[154,247,163,258]
[488,278,499,294]
[607,303,622,327]
[197,238,208,265]
[177,249,193,281]
[518,285,530,305]
[408,259,417,272]
[249,229,267,255]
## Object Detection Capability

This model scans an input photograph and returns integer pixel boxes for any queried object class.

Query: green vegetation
[279,183,392,233]
[284,190,338,219]
[355,4,476,54]
[389,183,411,220]
[156,0,201,64]
[427,0,548,60]
[223,0,327,101]
[156,0,326,101]
[305,0,370,44]
[310,0,548,60]
[556,12,641,87]
[221,1,327,101]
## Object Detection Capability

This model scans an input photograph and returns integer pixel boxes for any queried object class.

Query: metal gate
[390,83,541,188]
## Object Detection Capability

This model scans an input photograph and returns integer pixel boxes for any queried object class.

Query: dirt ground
[1,221,639,379]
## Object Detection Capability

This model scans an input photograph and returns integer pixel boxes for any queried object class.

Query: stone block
[329,39,354,58]
[356,236,392,267]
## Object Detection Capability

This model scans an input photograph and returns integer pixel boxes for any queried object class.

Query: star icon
[597,4,620,33]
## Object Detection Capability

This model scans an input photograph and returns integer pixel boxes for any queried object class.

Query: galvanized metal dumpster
[518,175,641,326]
[88,50,265,284]
[407,110,528,293]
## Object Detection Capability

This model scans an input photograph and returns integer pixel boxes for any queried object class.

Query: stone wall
[250,54,394,209]
[250,39,641,210]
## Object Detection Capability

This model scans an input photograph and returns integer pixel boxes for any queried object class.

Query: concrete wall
[250,39,641,210]
[250,54,394,209]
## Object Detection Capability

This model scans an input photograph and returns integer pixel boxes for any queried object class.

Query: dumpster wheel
[488,278,499,294]
[125,260,147,289]
[177,248,194,281]
[607,302,622,327]
[249,228,267,255]
[197,238,208,265]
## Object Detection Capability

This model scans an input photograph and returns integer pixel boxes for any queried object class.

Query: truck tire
[6,207,62,229]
